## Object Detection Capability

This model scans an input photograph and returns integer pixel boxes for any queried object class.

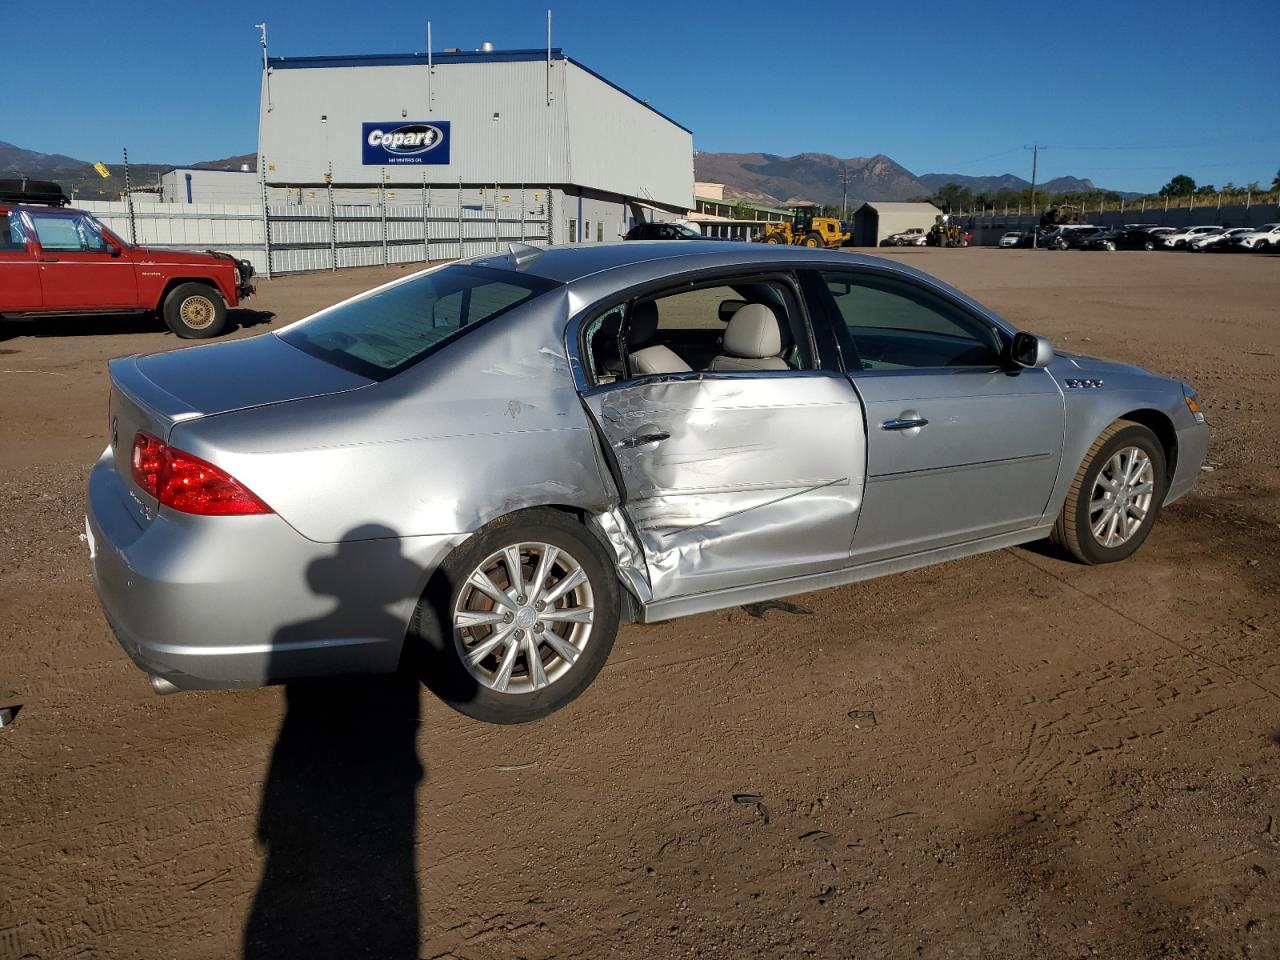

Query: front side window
[820,271,1003,370]
[280,264,561,380]
[582,276,812,384]
[28,212,110,253]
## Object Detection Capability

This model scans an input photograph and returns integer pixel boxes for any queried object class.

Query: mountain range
[0,141,256,200]
[695,151,1124,207]
[4,139,1123,207]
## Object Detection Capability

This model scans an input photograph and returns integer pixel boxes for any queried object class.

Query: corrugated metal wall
[257,55,692,210]
[79,191,550,276]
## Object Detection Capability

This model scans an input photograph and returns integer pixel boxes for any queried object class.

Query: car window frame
[805,266,1013,377]
[569,266,841,395]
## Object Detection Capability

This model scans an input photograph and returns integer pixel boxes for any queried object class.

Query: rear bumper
[1165,419,1210,505]
[86,446,459,691]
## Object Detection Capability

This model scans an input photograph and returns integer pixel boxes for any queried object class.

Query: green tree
[1158,174,1196,197]
[934,182,973,212]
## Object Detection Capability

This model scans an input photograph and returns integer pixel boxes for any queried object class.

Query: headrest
[723,303,789,359]
[628,300,659,345]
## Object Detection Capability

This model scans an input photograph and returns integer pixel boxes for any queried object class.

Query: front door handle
[881,416,929,431]
[38,256,59,263]
[618,431,670,449]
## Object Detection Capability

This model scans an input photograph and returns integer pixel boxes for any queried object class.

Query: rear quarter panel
[170,288,617,543]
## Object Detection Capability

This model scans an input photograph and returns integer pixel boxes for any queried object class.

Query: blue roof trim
[268,48,564,69]
[265,48,692,136]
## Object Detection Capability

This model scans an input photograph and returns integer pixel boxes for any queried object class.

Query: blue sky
[4,0,1277,192]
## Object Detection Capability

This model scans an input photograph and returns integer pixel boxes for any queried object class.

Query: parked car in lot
[624,221,708,241]
[1046,225,1104,250]
[0,180,254,338]
[1231,222,1280,251]
[1080,226,1173,251]
[883,228,928,246]
[1160,225,1224,249]
[86,242,1209,723]
[998,231,1029,248]
[1189,227,1253,252]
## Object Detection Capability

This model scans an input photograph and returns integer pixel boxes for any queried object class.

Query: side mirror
[717,299,746,323]
[107,242,122,258]
[1011,331,1054,368]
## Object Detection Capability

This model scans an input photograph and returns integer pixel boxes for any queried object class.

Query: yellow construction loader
[758,204,851,248]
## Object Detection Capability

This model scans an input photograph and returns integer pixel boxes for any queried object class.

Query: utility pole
[1027,144,1045,248]
[839,167,852,221]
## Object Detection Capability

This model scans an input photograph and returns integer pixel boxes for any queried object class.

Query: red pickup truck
[0,180,254,338]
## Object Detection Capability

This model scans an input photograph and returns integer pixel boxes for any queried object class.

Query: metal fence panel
[81,187,552,277]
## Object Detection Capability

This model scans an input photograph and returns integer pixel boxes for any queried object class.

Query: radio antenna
[255,23,272,113]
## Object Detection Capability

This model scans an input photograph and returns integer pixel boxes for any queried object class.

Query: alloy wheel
[180,296,216,330]
[453,541,595,694]
[1089,446,1155,548]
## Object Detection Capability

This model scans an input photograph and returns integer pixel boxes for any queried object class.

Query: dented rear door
[581,370,866,600]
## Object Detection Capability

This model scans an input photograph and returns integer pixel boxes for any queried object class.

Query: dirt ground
[1,248,1277,960]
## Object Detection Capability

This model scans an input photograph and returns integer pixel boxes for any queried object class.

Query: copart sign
[361,121,451,165]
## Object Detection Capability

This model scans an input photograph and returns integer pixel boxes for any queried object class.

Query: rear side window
[280,264,560,380]
[0,211,26,251]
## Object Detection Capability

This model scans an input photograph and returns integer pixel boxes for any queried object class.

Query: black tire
[1050,420,1167,565]
[409,508,619,724]
[804,232,823,248]
[763,234,783,245]
[162,282,227,338]
[1143,239,1155,250]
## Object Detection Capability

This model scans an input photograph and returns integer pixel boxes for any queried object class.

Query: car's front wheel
[163,283,228,338]
[1051,420,1167,565]
[411,508,619,724]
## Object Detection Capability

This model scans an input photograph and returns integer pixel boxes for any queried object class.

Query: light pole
[1027,144,1045,247]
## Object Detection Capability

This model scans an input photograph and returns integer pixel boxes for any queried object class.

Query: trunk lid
[108,333,372,524]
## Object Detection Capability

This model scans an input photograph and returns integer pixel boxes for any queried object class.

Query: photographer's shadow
[243,525,471,960]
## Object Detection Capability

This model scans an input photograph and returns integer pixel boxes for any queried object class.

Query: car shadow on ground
[0,308,274,341]
[242,527,471,960]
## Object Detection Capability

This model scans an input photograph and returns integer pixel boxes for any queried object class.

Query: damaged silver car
[86,242,1209,723]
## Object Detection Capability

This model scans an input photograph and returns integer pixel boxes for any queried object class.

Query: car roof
[471,240,898,285]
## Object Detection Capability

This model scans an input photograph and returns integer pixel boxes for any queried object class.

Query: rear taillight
[130,432,272,516]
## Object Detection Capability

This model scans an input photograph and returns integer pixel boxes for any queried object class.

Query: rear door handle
[881,417,929,431]
[618,431,670,449]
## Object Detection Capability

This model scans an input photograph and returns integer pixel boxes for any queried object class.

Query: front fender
[1047,367,1200,518]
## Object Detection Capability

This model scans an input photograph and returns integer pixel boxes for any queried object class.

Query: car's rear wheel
[1051,420,1167,565]
[163,283,228,338]
[1103,240,1116,251]
[1143,239,1156,250]
[411,508,619,724]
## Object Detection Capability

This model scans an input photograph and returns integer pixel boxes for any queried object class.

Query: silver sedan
[87,242,1209,723]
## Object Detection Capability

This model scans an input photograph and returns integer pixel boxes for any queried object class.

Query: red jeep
[0,180,254,338]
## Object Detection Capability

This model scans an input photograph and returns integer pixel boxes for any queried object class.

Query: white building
[159,167,260,205]
[257,46,694,243]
